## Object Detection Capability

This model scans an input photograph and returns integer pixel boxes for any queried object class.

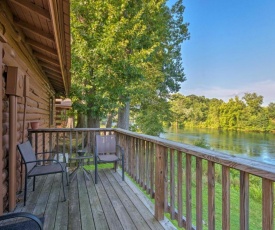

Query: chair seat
[28,163,66,177]
[98,154,119,162]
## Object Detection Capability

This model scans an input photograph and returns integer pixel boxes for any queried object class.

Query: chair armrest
[0,212,43,229]
[24,160,66,171]
[36,151,67,163]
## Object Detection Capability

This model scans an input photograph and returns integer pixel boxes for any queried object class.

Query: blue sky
[168,1,275,105]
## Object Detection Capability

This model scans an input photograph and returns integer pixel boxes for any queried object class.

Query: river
[160,127,275,165]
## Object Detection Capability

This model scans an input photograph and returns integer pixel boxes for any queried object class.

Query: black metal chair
[94,134,124,184]
[17,141,68,206]
[0,212,43,229]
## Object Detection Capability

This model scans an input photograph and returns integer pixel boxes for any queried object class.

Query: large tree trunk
[117,101,130,130]
[76,113,87,128]
[106,113,114,128]
[87,111,100,128]
[66,117,74,128]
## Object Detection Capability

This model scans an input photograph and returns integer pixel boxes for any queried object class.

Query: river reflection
[160,127,275,165]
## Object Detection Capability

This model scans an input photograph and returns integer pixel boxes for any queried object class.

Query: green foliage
[169,92,275,132]
[70,0,189,130]
[193,137,210,149]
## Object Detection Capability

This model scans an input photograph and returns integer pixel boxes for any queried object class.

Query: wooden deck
[12,168,174,230]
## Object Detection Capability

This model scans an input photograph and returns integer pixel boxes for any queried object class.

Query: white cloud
[180,80,275,106]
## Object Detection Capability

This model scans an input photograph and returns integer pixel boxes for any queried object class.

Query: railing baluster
[49,132,53,158]
[164,148,168,213]
[56,132,59,161]
[170,149,175,219]
[42,132,45,163]
[69,131,72,162]
[145,141,150,192]
[150,142,155,199]
[196,158,203,230]
[262,178,274,230]
[133,138,137,181]
[186,154,192,230]
[208,161,215,230]
[141,140,145,189]
[177,151,183,228]
[240,171,249,230]
[222,166,230,230]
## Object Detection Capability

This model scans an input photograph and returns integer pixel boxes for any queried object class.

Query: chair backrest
[17,141,37,173]
[96,135,116,154]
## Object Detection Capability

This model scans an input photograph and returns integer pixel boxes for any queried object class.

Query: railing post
[154,144,165,220]
[262,178,274,230]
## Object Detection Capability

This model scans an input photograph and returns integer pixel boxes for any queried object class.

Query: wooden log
[2,158,7,172]
[2,134,8,146]
[2,112,8,123]
[2,100,8,112]
[2,182,8,198]
[2,123,8,136]
[2,169,8,182]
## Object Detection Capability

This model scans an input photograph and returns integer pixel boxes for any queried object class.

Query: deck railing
[28,128,275,230]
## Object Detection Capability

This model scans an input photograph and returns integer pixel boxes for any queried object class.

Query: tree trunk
[87,111,100,128]
[66,117,74,128]
[76,113,87,128]
[117,101,130,130]
[106,113,114,128]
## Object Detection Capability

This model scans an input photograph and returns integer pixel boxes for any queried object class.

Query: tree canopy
[70,0,189,133]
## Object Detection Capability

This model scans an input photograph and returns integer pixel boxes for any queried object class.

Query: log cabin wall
[1,44,55,212]
[0,0,70,213]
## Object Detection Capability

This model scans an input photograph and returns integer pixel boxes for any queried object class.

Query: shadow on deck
[12,168,174,230]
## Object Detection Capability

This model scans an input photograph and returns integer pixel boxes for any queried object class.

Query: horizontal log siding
[2,42,55,210]
[29,128,275,230]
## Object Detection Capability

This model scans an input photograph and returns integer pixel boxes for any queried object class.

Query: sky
[167,1,275,105]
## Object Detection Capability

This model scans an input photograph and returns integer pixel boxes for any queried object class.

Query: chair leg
[95,159,98,184]
[62,172,66,202]
[65,170,69,186]
[24,175,27,206]
[33,176,36,191]
[114,162,117,172]
[122,157,124,181]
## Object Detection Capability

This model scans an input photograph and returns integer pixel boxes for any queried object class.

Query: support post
[154,144,165,220]
[9,95,17,211]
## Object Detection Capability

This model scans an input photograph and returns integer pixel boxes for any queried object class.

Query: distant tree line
[169,92,275,132]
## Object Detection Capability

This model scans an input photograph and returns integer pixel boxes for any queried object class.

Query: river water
[160,127,275,165]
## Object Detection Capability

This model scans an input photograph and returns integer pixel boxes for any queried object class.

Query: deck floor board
[13,168,166,230]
